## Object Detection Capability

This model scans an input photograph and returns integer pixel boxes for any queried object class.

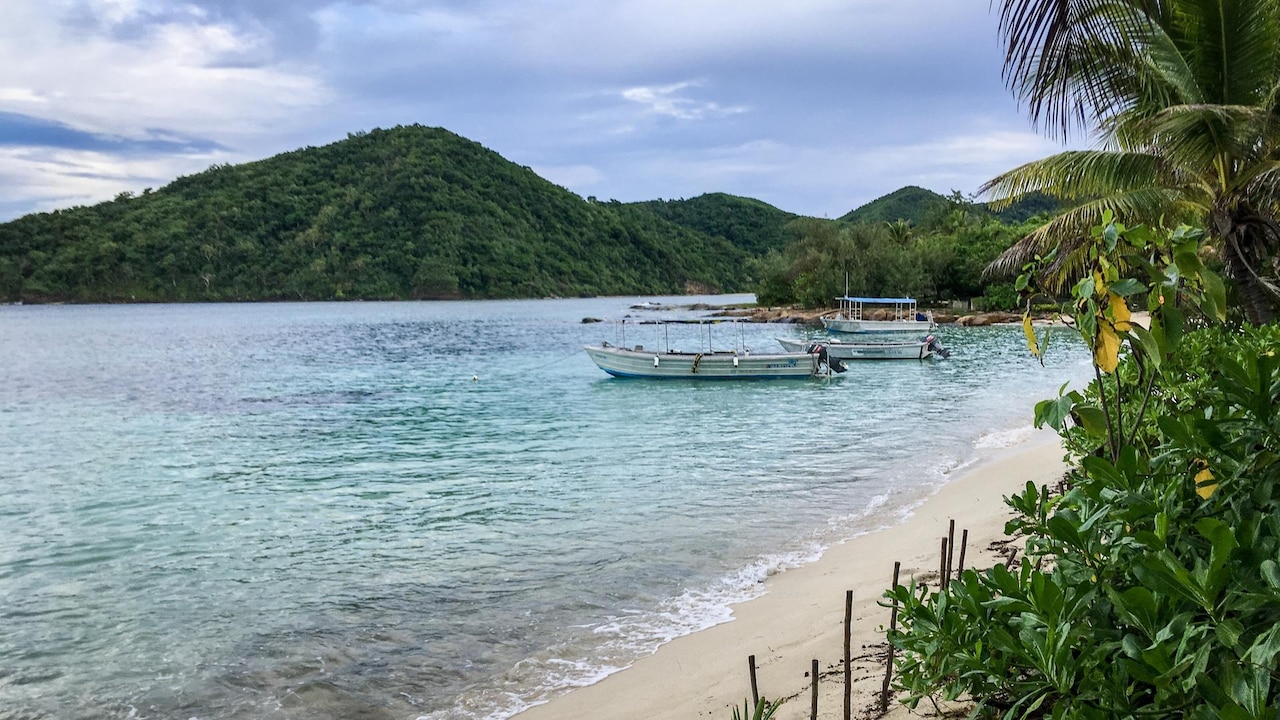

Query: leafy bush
[888,218,1280,718]
[890,347,1280,718]
[978,282,1020,311]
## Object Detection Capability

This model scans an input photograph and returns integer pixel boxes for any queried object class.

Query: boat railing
[598,318,754,355]
[830,296,933,323]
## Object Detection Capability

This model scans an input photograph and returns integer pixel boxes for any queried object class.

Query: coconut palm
[983,0,1280,324]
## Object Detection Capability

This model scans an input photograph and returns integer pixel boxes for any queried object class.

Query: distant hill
[987,192,1063,224]
[0,126,753,302]
[625,193,797,256]
[840,186,1063,227]
[839,186,948,225]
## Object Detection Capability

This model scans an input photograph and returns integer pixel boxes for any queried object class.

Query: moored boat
[584,319,845,379]
[820,296,936,334]
[776,335,949,361]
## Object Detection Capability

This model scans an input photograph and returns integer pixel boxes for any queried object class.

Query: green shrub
[888,218,1280,718]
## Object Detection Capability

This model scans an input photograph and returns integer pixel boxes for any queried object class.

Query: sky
[0,0,1073,222]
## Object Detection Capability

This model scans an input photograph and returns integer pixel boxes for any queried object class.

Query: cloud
[620,82,747,121]
[0,0,1067,222]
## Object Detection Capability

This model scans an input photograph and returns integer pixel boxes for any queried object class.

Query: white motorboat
[820,296,936,334]
[584,319,844,379]
[776,335,949,361]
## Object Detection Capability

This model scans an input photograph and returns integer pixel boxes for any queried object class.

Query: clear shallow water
[0,297,1090,720]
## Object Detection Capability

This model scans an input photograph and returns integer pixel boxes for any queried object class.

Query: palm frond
[996,0,1161,139]
[1137,104,1275,178]
[1178,0,1280,105]
[1240,160,1280,210]
[980,150,1171,207]
[984,188,1197,286]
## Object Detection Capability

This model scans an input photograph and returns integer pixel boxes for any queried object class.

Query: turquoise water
[0,297,1090,720]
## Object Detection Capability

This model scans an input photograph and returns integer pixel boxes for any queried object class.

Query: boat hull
[584,345,824,379]
[776,337,936,360]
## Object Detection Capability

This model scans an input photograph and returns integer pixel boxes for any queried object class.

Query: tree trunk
[1221,218,1278,325]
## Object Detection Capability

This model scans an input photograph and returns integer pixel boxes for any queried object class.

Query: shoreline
[512,428,1067,720]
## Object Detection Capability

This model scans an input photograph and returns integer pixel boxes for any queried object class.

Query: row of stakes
[743,518,980,720]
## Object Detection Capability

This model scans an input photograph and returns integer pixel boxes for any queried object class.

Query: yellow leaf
[1108,292,1132,331]
[1094,320,1121,373]
[1022,315,1040,357]
[1195,467,1217,499]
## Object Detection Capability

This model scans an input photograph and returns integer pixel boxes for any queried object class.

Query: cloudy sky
[0,0,1072,222]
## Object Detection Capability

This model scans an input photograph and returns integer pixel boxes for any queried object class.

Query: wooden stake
[844,589,852,720]
[939,537,948,589]
[946,519,955,585]
[881,561,902,713]
[811,658,820,720]
[958,529,969,575]
[749,654,759,707]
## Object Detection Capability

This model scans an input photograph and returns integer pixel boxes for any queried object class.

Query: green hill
[0,126,753,303]
[987,192,1063,223]
[839,186,948,225]
[625,193,797,256]
[840,186,1063,227]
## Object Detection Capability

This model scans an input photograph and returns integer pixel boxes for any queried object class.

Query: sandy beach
[514,429,1067,720]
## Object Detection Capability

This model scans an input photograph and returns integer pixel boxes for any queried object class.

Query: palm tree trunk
[1221,223,1277,325]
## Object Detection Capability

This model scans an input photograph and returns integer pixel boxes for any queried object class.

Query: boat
[584,319,845,379]
[777,335,949,361]
[820,296,936,334]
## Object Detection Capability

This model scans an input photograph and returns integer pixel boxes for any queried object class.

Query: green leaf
[1108,278,1146,296]
[1103,223,1120,251]
[1073,275,1096,299]
[1215,618,1244,649]
[1073,405,1109,437]
[1034,395,1073,431]
[1201,269,1227,322]
[1128,324,1162,370]
[1261,559,1280,590]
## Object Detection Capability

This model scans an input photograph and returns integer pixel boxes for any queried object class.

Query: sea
[0,295,1092,720]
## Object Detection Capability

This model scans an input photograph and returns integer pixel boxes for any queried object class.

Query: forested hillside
[839,186,949,225]
[840,186,1062,226]
[625,193,796,256]
[0,126,751,302]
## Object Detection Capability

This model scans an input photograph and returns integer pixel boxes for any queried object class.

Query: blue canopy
[835,296,917,304]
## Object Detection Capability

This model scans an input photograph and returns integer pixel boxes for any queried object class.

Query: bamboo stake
[881,561,901,713]
[811,658,820,720]
[749,654,759,707]
[958,529,969,575]
[844,590,852,720]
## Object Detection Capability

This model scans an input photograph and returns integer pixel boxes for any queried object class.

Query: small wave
[973,425,1038,449]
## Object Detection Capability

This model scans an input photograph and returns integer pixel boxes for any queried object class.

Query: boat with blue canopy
[820,296,936,334]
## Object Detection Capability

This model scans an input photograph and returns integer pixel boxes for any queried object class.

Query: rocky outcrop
[956,312,1022,326]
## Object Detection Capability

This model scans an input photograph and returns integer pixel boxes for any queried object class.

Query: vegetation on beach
[886,0,1280,715]
[888,216,1280,718]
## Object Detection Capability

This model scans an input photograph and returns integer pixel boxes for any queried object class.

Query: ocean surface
[0,296,1091,720]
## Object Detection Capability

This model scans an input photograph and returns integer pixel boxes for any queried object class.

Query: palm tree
[983,0,1280,324]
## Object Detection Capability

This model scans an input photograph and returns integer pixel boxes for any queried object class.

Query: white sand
[514,430,1066,720]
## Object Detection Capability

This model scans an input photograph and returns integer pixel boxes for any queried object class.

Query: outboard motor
[814,344,847,373]
[925,335,951,359]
